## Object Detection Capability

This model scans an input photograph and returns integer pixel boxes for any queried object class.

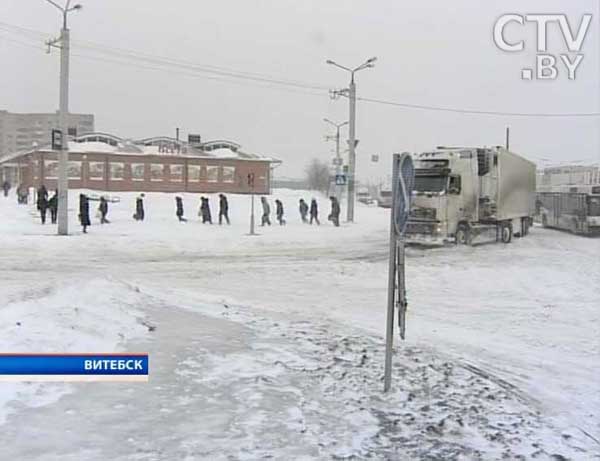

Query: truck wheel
[500,222,512,243]
[455,224,472,245]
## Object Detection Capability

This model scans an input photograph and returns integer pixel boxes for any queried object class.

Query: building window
[188,164,201,182]
[222,166,235,183]
[110,162,125,180]
[206,165,219,182]
[169,164,183,182]
[68,161,82,180]
[151,163,164,181]
[88,162,104,180]
[44,159,58,179]
[131,163,145,181]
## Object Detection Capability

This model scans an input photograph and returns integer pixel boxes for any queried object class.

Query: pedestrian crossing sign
[335,174,347,185]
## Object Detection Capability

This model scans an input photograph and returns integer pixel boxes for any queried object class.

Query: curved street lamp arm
[353,57,378,73]
[326,60,352,73]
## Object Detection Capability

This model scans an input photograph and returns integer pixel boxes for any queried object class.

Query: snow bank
[0,278,150,424]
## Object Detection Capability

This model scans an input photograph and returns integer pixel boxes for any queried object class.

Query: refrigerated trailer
[405,146,536,245]
[537,186,600,235]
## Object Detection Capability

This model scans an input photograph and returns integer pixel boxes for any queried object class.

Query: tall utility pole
[45,0,82,235]
[323,118,348,197]
[326,57,376,222]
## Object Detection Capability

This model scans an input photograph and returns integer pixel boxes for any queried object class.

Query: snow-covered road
[0,190,598,459]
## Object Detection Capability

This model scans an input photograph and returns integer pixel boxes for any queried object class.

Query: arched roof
[136,136,183,146]
[74,132,123,145]
[202,140,241,152]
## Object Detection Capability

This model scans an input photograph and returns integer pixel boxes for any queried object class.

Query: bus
[537,185,600,236]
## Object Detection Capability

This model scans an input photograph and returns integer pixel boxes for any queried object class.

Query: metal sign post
[248,173,257,236]
[384,153,415,393]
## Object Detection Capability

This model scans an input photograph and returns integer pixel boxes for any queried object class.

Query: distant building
[0,110,94,156]
[537,165,600,192]
[0,132,280,194]
[272,177,309,190]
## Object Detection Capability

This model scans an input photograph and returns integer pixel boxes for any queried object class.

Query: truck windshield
[588,196,600,216]
[414,175,447,193]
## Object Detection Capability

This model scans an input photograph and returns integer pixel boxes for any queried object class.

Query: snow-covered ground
[0,189,598,460]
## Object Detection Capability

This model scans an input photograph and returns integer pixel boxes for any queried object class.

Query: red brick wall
[21,151,273,194]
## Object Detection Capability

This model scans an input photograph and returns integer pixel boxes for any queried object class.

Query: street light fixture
[44,0,83,235]
[326,57,376,222]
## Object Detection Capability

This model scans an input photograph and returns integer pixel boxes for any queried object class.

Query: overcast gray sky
[1,0,599,181]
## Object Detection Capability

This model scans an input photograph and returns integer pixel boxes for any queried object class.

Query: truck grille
[410,207,437,220]
[406,221,436,235]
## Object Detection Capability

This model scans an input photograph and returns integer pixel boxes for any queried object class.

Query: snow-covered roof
[0,131,280,164]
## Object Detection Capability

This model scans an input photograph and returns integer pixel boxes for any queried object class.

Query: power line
[0,22,329,92]
[355,96,600,118]
[0,32,328,98]
[2,21,599,118]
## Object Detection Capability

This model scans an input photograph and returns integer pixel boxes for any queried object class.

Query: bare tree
[305,158,330,193]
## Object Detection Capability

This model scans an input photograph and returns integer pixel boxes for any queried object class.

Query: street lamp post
[326,57,376,222]
[323,118,348,198]
[45,0,82,235]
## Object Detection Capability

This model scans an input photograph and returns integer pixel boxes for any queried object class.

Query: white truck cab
[406,147,536,245]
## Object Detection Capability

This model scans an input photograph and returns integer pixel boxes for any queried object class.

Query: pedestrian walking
[299,199,308,223]
[310,198,320,225]
[275,199,286,225]
[2,180,10,197]
[200,197,212,224]
[175,196,186,222]
[79,193,91,233]
[37,185,49,224]
[99,196,110,224]
[134,193,145,221]
[260,196,271,226]
[48,190,58,224]
[17,184,27,204]
[328,196,341,227]
[218,194,230,225]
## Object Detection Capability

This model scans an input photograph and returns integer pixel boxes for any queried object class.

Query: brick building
[0,132,280,194]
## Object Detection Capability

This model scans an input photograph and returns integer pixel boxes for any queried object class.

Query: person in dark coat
[310,198,320,225]
[134,193,145,221]
[79,194,91,233]
[175,196,186,222]
[99,196,110,224]
[48,190,58,224]
[17,184,28,204]
[200,197,212,224]
[2,180,10,197]
[37,185,49,224]
[275,199,286,225]
[260,196,271,226]
[218,194,230,225]
[328,196,341,227]
[299,199,308,223]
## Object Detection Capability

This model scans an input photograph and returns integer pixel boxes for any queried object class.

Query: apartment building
[0,110,94,156]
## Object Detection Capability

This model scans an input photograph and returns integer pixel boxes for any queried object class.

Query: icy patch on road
[144,287,596,459]
[0,278,150,424]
